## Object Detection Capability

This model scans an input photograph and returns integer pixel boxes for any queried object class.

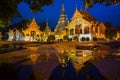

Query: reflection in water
[49,61,77,80]
[49,61,107,80]
[78,61,107,80]
[50,49,107,80]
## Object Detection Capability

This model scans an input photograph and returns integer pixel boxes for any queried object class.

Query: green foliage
[81,37,86,41]
[86,37,90,41]
[98,38,105,41]
[0,0,21,25]
[93,37,98,41]
[0,0,53,26]
[63,35,69,41]
[104,22,117,40]
[0,0,120,26]
[1,33,9,40]
[48,35,55,42]
[73,36,78,41]
[84,0,120,8]
[39,21,46,31]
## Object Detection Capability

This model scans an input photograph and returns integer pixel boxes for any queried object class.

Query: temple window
[31,31,36,36]
[95,26,98,33]
[84,27,89,34]
[75,24,82,34]
[80,29,82,34]
[75,25,79,34]
[91,25,94,33]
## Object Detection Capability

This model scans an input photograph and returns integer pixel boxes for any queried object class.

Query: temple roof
[55,3,69,32]
[11,18,40,31]
[72,8,82,20]
[44,21,51,32]
[71,8,96,22]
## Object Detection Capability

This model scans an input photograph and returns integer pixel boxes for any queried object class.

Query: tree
[84,0,120,8]
[86,37,90,41]
[73,36,78,41]
[104,22,116,39]
[81,37,86,41]
[0,0,53,26]
[93,37,98,41]
[48,35,55,42]
[63,35,69,41]
[39,21,46,31]
[0,0,119,26]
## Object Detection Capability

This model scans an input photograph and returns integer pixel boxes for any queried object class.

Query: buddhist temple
[116,31,120,40]
[8,18,42,41]
[54,3,69,39]
[66,7,106,41]
[42,21,51,41]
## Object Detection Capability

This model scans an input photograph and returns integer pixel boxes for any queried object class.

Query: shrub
[81,37,85,41]
[1,34,8,40]
[98,38,105,41]
[73,36,78,41]
[69,38,72,41]
[48,35,55,42]
[93,37,98,41]
[86,37,90,41]
[63,35,69,41]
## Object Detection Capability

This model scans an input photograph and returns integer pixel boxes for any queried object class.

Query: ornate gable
[72,8,82,21]
[23,18,42,35]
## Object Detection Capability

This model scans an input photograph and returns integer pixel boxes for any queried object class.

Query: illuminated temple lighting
[7,2,106,42]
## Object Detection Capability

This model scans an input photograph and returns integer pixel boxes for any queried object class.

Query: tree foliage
[84,0,120,8]
[0,0,53,26]
[48,35,55,42]
[73,36,78,41]
[39,21,46,31]
[0,0,119,26]
[104,22,116,39]
[63,35,69,41]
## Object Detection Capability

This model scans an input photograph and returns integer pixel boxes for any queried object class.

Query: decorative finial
[75,0,78,10]
[46,19,48,26]
[62,0,64,11]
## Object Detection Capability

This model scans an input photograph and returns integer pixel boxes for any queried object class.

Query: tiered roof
[55,3,69,32]
[72,8,96,22]
[44,21,51,32]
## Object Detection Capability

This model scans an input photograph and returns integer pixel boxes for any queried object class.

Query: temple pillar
[82,24,84,34]
[98,26,100,37]
[89,26,91,34]
[93,26,95,36]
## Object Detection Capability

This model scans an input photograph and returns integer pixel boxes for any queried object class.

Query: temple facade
[66,8,106,41]
[8,18,42,41]
[41,21,51,41]
[54,5,106,41]
[7,4,106,42]
[116,31,120,40]
[54,3,69,40]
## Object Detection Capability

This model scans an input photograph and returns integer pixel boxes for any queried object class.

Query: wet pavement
[0,42,120,80]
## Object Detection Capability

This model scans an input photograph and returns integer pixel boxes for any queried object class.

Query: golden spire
[75,0,78,10]
[62,0,65,11]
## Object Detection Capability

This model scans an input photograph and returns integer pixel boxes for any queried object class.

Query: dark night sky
[11,0,120,29]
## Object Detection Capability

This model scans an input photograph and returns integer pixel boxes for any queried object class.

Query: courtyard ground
[0,41,120,80]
